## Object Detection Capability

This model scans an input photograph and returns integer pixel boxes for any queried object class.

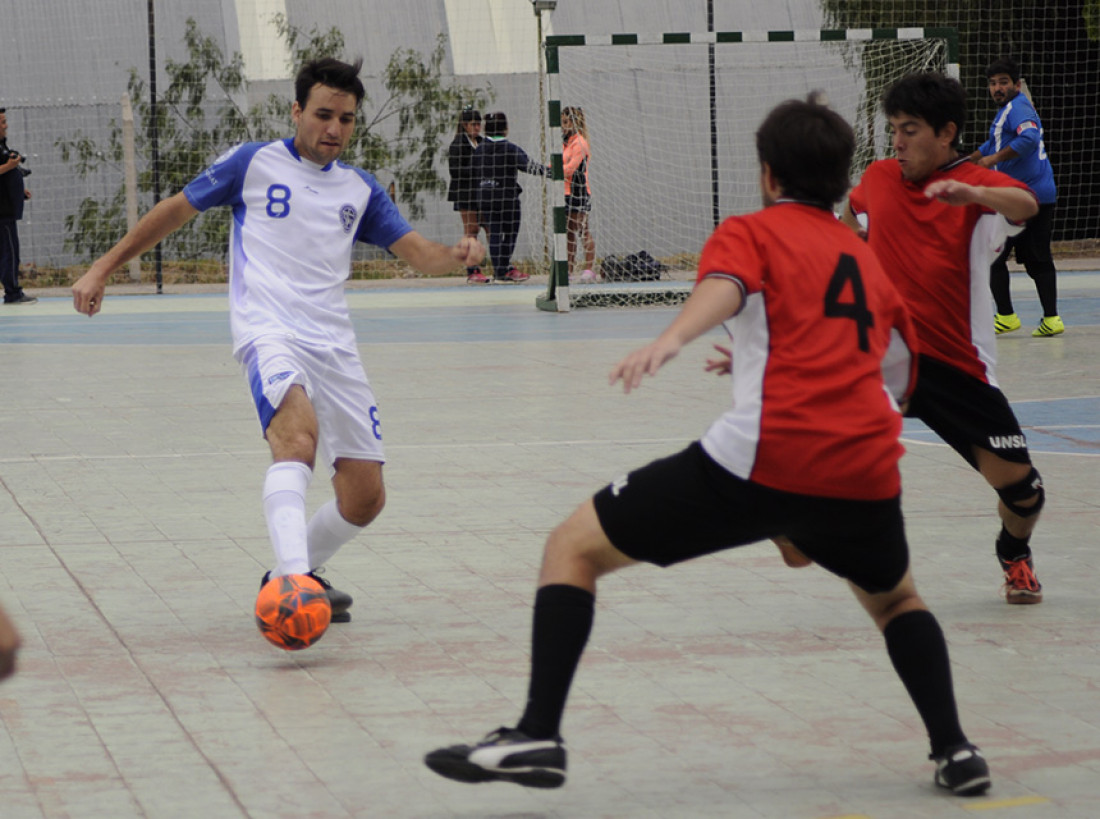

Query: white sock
[263,461,313,577]
[307,499,364,569]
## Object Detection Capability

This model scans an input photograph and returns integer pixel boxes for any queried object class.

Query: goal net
[536,29,955,312]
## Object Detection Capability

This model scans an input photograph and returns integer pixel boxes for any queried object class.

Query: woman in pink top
[562,107,597,282]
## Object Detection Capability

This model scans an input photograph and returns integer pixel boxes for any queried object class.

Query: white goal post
[536,28,959,312]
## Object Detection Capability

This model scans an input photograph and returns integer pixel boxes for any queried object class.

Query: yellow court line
[964,795,1050,811]
[817,794,1050,819]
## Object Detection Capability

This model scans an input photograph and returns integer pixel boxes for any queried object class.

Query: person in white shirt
[73,57,484,623]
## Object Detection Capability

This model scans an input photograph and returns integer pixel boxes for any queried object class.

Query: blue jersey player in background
[73,58,484,627]
[969,57,1062,338]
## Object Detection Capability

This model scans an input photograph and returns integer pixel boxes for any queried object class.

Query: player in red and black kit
[844,72,1044,605]
[425,98,991,797]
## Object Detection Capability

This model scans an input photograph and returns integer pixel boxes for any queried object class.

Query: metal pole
[536,9,551,271]
[120,93,142,282]
[707,0,719,229]
[147,0,163,293]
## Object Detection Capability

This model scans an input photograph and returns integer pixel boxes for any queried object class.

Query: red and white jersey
[698,202,918,500]
[848,158,1032,384]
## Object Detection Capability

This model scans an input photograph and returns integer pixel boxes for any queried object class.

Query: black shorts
[906,354,1031,468]
[592,442,909,594]
[565,192,591,214]
[1000,202,1056,269]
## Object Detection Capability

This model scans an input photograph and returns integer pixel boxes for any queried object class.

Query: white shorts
[237,336,385,475]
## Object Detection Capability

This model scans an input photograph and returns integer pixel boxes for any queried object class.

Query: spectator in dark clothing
[447,107,488,283]
[0,107,36,305]
[471,112,547,283]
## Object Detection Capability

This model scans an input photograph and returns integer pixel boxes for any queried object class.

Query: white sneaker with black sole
[424,727,566,788]
[932,742,991,796]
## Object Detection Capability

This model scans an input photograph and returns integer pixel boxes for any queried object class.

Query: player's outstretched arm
[72,192,199,316]
[973,148,1019,169]
[610,277,742,393]
[923,179,1038,222]
[390,232,485,277]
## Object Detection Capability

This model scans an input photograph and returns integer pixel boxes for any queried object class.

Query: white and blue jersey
[183,138,413,353]
[978,94,1056,204]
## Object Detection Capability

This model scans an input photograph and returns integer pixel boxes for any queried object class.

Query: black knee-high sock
[516,584,595,740]
[1032,266,1058,318]
[996,526,1032,562]
[990,257,1014,315]
[883,610,968,757]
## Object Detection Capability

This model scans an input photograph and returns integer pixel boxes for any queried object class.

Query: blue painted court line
[2,277,1099,347]
[0,310,231,345]
[0,296,686,346]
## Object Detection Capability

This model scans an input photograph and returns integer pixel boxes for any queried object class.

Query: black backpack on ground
[600,251,665,282]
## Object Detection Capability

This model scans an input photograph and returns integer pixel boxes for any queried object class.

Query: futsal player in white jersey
[72,58,484,621]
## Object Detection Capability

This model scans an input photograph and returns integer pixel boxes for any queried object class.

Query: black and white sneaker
[259,570,353,623]
[307,569,353,623]
[424,727,566,788]
[932,743,991,796]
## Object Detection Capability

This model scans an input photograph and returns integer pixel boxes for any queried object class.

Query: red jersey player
[425,97,991,798]
[844,72,1044,605]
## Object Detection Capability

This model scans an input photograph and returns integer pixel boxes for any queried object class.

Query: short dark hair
[295,57,365,109]
[883,72,967,148]
[484,111,508,137]
[457,107,481,135]
[985,57,1021,83]
[755,96,855,207]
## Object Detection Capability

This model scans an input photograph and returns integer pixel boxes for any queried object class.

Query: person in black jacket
[471,112,547,283]
[0,107,36,305]
[447,108,488,283]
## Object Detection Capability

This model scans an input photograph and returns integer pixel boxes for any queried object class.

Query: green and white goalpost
[536,28,959,312]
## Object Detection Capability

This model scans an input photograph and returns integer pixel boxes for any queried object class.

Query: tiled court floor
[0,273,1097,818]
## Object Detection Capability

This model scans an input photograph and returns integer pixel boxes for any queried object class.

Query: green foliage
[56,17,493,260]
[1086,0,1100,41]
[268,15,492,219]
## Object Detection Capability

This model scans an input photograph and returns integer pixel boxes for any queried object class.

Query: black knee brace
[996,467,1045,518]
